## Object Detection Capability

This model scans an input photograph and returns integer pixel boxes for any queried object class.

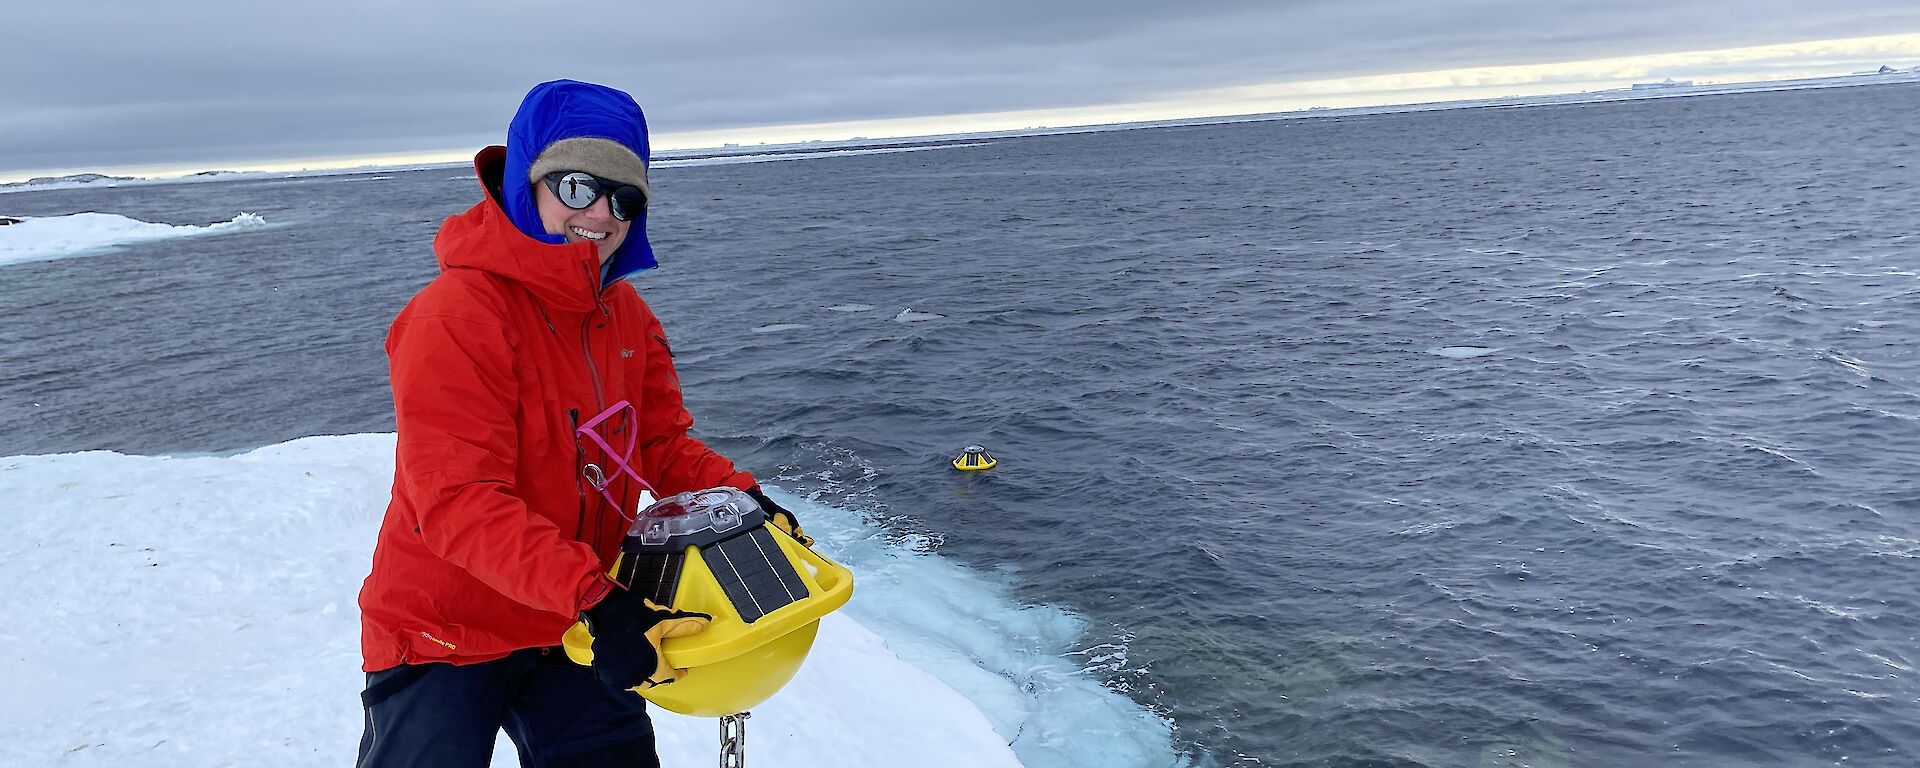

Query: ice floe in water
[825,304,877,312]
[0,435,1180,768]
[751,323,812,334]
[1429,346,1498,358]
[893,308,944,322]
[0,212,268,268]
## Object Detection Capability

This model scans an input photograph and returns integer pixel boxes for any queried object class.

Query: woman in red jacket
[356,80,809,768]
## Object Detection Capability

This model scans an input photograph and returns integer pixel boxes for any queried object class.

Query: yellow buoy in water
[952,445,997,471]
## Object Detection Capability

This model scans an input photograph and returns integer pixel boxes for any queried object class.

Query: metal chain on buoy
[719,712,750,768]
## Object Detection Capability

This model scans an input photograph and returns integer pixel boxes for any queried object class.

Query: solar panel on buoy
[702,527,811,623]
[615,551,683,606]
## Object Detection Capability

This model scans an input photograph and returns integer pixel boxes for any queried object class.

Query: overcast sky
[3,1,1918,180]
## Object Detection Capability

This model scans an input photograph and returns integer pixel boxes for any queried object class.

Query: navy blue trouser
[357,648,658,768]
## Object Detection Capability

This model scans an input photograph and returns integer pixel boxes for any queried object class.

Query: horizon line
[5,32,1917,186]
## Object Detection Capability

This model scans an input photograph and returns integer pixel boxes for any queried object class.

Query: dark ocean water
[6,83,1920,766]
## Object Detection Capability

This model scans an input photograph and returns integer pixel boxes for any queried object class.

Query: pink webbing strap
[575,400,658,519]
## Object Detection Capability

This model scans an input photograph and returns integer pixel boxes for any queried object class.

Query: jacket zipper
[569,408,587,543]
[580,261,611,552]
[581,319,607,414]
[581,262,609,413]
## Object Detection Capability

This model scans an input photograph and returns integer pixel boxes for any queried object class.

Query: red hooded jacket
[358,147,753,670]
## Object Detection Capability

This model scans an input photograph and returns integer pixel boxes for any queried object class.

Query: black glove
[581,588,710,689]
[748,486,813,547]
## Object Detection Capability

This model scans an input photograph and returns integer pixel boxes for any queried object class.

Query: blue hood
[502,79,657,282]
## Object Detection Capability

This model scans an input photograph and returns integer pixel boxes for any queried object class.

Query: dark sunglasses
[541,171,648,221]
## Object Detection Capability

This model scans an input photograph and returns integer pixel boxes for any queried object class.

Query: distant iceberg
[655,144,989,169]
[0,173,136,190]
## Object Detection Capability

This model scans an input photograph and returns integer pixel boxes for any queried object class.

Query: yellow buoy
[952,445,997,471]
[563,488,854,717]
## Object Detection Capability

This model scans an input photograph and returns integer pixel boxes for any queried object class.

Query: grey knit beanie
[527,136,651,198]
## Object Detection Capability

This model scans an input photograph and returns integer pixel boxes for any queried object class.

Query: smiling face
[534,177,629,265]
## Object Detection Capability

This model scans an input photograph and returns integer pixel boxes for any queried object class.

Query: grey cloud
[3,1,1917,175]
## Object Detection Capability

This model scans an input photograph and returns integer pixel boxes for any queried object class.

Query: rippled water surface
[6,84,1920,766]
